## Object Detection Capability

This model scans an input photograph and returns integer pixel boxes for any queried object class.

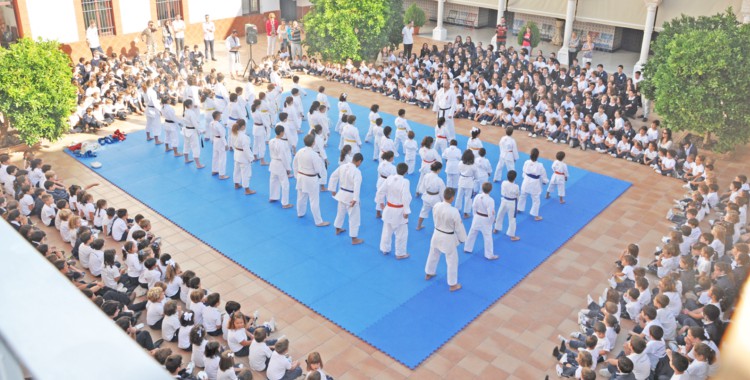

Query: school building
[0,0,312,59]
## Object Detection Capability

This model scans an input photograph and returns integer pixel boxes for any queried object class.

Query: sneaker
[666,209,674,220]
[682,183,692,190]
[661,236,671,244]
[587,294,594,305]
[610,153,617,157]
[553,139,559,144]
[608,277,617,288]
[558,334,567,342]
[570,332,582,340]
[528,132,533,137]
[556,364,564,377]
[626,157,633,161]
[547,136,553,141]
[532,133,537,138]
[268,317,276,332]
[481,120,487,126]
[599,369,613,378]
[253,310,260,322]
[186,361,195,374]
[595,148,602,153]
[581,145,586,151]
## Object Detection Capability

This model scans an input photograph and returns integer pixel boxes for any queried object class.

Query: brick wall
[60,12,277,60]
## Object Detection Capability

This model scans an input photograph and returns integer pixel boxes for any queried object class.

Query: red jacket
[266,19,279,36]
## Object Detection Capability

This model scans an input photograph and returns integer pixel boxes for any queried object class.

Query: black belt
[148,105,155,108]
[380,175,387,179]
[235,148,243,151]
[254,123,263,126]
[426,190,439,195]
[435,228,454,235]
[299,172,316,177]
[214,136,221,138]
[476,211,488,217]
[341,187,353,193]
[165,119,175,123]
[185,127,195,129]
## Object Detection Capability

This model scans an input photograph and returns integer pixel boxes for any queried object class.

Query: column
[496,0,507,25]
[634,0,662,74]
[557,0,577,68]
[432,0,447,41]
[742,0,750,24]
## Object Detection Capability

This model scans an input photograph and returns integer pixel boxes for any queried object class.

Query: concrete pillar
[496,0,507,25]
[634,0,662,75]
[742,0,750,24]
[557,0,577,67]
[433,0,447,41]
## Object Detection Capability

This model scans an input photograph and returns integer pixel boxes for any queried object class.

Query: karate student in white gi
[225,93,247,130]
[181,99,205,168]
[546,151,569,204]
[375,163,412,259]
[394,109,412,154]
[336,93,351,134]
[269,125,293,209]
[403,131,418,175]
[370,118,384,161]
[231,119,256,195]
[475,148,493,194]
[315,86,329,110]
[328,153,364,245]
[432,79,456,141]
[339,115,362,155]
[493,170,521,241]
[293,134,329,227]
[144,79,163,144]
[425,188,467,292]
[493,126,520,182]
[310,125,328,190]
[456,150,478,219]
[442,139,461,191]
[225,30,242,79]
[209,110,229,180]
[250,100,268,165]
[416,162,446,231]
[375,151,397,219]
[434,117,449,155]
[364,104,381,143]
[214,74,230,117]
[282,97,300,153]
[416,136,441,196]
[161,97,181,156]
[517,148,548,221]
[379,126,397,161]
[464,182,498,260]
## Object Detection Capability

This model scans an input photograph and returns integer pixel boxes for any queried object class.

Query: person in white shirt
[172,14,186,56]
[162,300,182,342]
[85,21,103,57]
[517,148,548,221]
[442,140,462,191]
[293,134,329,226]
[339,114,362,154]
[493,127,519,182]
[546,151,569,203]
[225,29,242,79]
[493,170,521,241]
[401,21,414,57]
[403,131,418,175]
[202,293,223,336]
[143,79,163,144]
[394,109,412,153]
[667,350,690,380]
[601,336,650,379]
[464,182,498,260]
[88,239,105,277]
[376,163,412,259]
[268,125,293,209]
[249,328,276,372]
[329,153,364,245]
[202,14,216,60]
[146,287,166,330]
[266,339,302,380]
[425,188,468,292]
[40,194,57,227]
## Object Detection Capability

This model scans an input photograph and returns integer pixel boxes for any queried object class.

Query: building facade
[1,0,313,59]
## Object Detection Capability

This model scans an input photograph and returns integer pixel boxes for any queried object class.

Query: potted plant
[517,21,541,55]
[404,3,426,35]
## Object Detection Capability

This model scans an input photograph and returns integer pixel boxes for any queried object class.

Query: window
[82,0,115,36]
[242,0,260,15]
[0,0,21,47]
[155,0,182,22]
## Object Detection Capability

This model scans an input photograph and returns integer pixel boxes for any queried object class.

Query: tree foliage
[304,0,402,62]
[642,9,750,153]
[386,0,405,48]
[517,22,541,50]
[404,3,426,27]
[0,38,77,146]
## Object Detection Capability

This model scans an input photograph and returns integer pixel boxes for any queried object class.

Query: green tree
[304,0,401,62]
[0,38,77,146]
[386,0,405,48]
[642,9,750,152]
[403,3,426,27]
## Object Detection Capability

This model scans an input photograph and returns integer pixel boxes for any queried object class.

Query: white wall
[188,0,245,23]
[261,0,281,14]
[119,0,152,35]
[26,0,79,43]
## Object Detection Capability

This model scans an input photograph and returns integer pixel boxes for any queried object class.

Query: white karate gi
[225,35,241,74]
[365,111,380,142]
[433,87,457,140]
[284,104,300,149]
[474,156,492,193]
[375,161,396,212]
[375,174,411,257]
[495,181,520,236]
[316,92,329,110]
[434,125,448,155]
[517,160,548,217]
[464,193,496,258]
[493,135,520,181]
[214,82,230,116]
[328,162,362,238]
[417,147,441,192]
[425,201,467,286]
[371,124,383,161]
[466,138,483,157]
[145,87,162,137]
[336,101,351,133]
[394,116,411,153]
[232,133,253,188]
[403,139,418,174]
[269,137,291,205]
[293,147,326,224]
[210,120,227,176]
[182,108,202,158]
[162,104,179,147]
[251,110,266,160]
[455,163,477,214]
[547,160,569,197]
[339,123,361,154]
[442,146,461,189]
[379,137,396,161]
[417,172,446,219]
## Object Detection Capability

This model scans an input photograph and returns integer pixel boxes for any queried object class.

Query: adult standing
[567,31,580,68]
[289,21,303,60]
[277,20,289,55]
[521,26,533,56]
[581,33,594,65]
[203,14,216,61]
[495,17,507,50]
[85,21,104,57]
[432,79,456,141]
[293,134,330,227]
[141,21,158,58]
[402,21,414,58]
[162,19,174,54]
[265,13,279,55]
[425,188,467,292]
[225,30,242,80]
[173,15,186,57]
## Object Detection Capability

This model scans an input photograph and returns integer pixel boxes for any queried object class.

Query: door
[280,0,298,21]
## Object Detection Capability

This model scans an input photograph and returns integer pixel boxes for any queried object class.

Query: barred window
[82,0,115,36]
[155,0,183,22]
[242,0,260,15]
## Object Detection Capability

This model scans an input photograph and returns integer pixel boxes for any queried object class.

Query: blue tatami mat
[69,89,631,368]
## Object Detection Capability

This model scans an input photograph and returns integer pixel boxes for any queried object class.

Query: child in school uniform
[546,151,569,203]
[162,300,182,342]
[177,311,195,351]
[202,292,223,337]
[146,287,166,330]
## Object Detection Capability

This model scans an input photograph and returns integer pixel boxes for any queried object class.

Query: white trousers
[547,182,566,197]
[517,190,541,217]
[212,147,226,176]
[380,221,408,256]
[419,196,440,219]
[269,173,290,205]
[164,125,179,147]
[425,242,458,286]
[494,200,517,236]
[444,118,456,141]
[435,139,447,156]
[267,36,277,55]
[464,223,493,258]
[233,161,251,188]
[446,173,459,189]
[493,158,515,181]
[406,158,416,174]
[184,133,200,158]
[228,52,241,74]
[146,115,162,137]
[455,186,473,214]
[297,189,323,224]
[253,134,266,160]
[334,202,360,237]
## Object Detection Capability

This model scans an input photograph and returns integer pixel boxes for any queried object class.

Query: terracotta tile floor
[13,33,750,379]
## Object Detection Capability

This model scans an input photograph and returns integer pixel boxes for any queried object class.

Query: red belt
[423,159,435,163]
[554,171,565,175]
[437,136,447,139]
[387,202,403,208]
